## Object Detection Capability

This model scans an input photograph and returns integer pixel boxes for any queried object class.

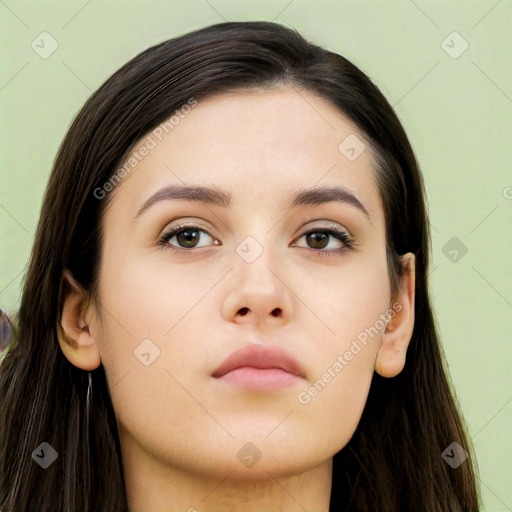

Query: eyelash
[158,223,354,257]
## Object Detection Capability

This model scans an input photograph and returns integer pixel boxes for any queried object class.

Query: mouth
[211,344,305,392]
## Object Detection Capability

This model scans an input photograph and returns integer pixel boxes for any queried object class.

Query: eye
[293,224,353,256]
[158,224,219,252]
[158,222,354,256]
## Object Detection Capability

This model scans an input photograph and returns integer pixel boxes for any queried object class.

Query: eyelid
[300,220,351,236]
[159,219,217,238]
[160,219,350,240]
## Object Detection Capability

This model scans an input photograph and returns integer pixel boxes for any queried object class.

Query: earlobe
[57,269,101,371]
[375,253,416,378]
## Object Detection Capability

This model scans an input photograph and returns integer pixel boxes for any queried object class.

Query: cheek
[298,247,391,348]
[93,248,222,410]
[92,256,215,466]
[96,247,210,345]
[292,360,375,464]
[291,249,390,444]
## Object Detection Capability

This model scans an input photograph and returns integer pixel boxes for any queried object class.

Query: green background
[1,0,511,509]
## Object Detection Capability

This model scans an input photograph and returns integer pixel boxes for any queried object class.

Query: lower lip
[215,367,302,391]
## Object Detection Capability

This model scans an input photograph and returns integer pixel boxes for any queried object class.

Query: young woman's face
[93,88,395,479]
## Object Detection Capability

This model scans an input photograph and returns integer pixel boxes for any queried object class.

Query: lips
[212,344,305,379]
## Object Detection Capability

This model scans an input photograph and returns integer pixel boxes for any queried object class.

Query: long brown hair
[0,21,480,511]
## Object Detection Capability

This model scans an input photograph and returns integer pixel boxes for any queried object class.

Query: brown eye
[305,231,330,249]
[160,225,217,251]
[175,228,201,248]
[295,227,352,253]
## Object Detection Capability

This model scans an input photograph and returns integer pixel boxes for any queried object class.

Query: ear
[57,269,101,371]
[375,252,415,378]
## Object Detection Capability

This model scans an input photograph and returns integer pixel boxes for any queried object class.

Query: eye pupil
[177,229,200,247]
[307,232,328,249]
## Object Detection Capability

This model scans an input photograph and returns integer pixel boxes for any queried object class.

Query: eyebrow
[135,184,371,222]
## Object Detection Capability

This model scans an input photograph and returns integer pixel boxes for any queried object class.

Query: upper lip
[212,344,305,378]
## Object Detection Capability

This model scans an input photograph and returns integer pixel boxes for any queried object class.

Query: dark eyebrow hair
[289,186,371,222]
[135,184,371,222]
[135,185,231,218]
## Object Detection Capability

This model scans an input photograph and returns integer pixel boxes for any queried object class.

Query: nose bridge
[234,232,282,292]
[230,207,281,270]
[221,228,293,326]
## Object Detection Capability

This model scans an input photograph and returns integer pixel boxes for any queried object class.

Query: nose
[221,245,294,329]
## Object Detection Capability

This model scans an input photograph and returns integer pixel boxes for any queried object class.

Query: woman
[0,21,480,511]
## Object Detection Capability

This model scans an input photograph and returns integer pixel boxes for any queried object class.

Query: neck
[121,434,333,512]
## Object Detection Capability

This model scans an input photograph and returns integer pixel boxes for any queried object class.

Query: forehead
[105,87,383,222]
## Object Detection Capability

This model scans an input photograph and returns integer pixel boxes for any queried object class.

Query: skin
[59,87,415,512]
